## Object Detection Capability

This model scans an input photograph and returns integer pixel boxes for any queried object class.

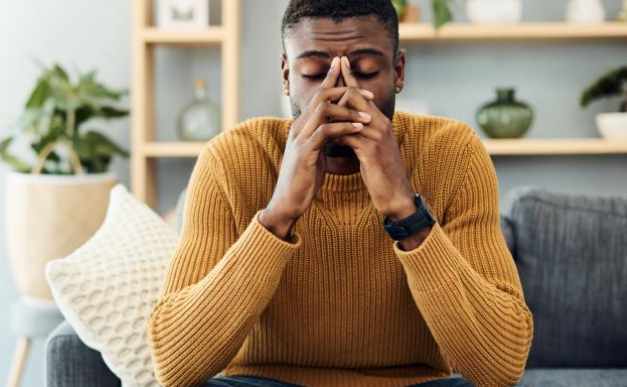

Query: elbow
[466,305,534,387]
[464,359,527,387]
[146,304,197,387]
[146,303,224,387]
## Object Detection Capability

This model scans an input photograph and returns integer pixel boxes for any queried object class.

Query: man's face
[282,16,406,157]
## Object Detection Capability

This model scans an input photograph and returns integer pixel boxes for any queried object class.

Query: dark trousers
[205,374,476,387]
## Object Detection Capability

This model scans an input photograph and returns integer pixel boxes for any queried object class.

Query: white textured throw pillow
[46,183,179,387]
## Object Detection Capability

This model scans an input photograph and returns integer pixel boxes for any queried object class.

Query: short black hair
[281,0,400,59]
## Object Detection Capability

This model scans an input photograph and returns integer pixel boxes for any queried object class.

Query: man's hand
[260,56,375,240]
[335,56,417,223]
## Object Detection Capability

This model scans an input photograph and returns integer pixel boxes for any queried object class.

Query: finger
[336,87,373,119]
[341,56,360,88]
[311,87,373,108]
[308,122,364,151]
[294,87,374,138]
[301,102,372,138]
[320,56,341,89]
[334,132,371,152]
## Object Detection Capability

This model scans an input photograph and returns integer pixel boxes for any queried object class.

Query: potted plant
[580,66,627,139]
[393,0,453,30]
[1,62,129,301]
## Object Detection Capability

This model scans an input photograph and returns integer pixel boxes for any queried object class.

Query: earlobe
[395,49,406,73]
[280,53,291,96]
[393,48,406,93]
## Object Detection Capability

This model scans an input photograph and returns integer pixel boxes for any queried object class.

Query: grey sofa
[46,186,627,387]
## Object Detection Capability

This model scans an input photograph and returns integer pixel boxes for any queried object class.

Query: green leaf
[14,108,43,135]
[98,106,130,119]
[0,137,31,172]
[35,99,57,137]
[80,130,130,158]
[580,66,627,108]
[432,0,453,30]
[52,63,70,82]
[25,75,51,109]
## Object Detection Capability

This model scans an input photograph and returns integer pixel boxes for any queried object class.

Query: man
[147,1,534,386]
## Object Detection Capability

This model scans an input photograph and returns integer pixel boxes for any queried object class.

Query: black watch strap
[383,194,436,241]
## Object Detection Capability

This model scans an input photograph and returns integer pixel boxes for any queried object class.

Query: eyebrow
[296,48,385,60]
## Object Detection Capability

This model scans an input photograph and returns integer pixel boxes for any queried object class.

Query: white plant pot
[4,171,118,301]
[566,0,605,24]
[466,0,522,24]
[596,112,627,140]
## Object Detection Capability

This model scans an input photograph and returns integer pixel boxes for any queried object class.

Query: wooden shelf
[138,139,627,158]
[142,27,225,46]
[400,22,627,42]
[142,142,207,158]
[131,0,241,209]
[484,139,627,155]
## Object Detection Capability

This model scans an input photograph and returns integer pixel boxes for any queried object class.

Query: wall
[1,0,626,385]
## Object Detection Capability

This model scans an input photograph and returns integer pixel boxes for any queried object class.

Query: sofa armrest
[46,320,121,387]
[500,214,516,256]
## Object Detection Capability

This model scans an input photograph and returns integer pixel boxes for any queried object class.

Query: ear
[393,48,406,93]
[281,53,290,94]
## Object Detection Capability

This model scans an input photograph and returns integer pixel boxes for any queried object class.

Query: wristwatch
[383,193,437,241]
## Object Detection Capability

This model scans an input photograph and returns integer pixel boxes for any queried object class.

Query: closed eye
[354,71,379,79]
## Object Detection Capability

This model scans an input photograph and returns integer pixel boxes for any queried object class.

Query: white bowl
[466,0,523,24]
[596,112,627,139]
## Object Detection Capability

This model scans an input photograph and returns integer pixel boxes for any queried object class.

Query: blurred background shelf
[399,22,627,42]
[139,139,627,158]
[142,142,206,158]
[484,138,627,155]
[131,0,240,209]
[142,27,226,46]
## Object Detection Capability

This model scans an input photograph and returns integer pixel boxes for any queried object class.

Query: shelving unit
[130,12,627,209]
[484,139,627,155]
[399,22,627,41]
[131,0,240,209]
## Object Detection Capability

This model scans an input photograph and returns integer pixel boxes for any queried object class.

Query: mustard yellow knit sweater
[147,111,534,387]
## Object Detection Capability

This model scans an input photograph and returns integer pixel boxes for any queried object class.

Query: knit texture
[147,111,534,387]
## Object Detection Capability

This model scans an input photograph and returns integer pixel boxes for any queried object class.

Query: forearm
[394,223,533,387]
[147,210,300,387]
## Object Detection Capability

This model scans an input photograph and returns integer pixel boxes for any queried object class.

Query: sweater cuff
[393,222,464,293]
[226,209,301,284]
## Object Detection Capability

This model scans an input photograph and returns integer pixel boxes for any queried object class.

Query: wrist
[385,198,417,222]
[259,207,298,241]
[398,226,432,251]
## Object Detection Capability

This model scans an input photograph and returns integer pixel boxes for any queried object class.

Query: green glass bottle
[476,88,534,139]
[177,79,221,142]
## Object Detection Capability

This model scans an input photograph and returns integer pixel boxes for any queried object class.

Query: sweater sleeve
[147,145,301,387]
[393,132,534,387]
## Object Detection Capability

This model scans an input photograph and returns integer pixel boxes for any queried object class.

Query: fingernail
[352,122,363,128]
[360,90,374,99]
[358,112,371,121]
[332,57,340,68]
[343,56,350,68]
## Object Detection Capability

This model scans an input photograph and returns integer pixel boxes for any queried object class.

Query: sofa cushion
[503,186,627,368]
[46,320,121,387]
[520,369,627,387]
[45,183,179,387]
